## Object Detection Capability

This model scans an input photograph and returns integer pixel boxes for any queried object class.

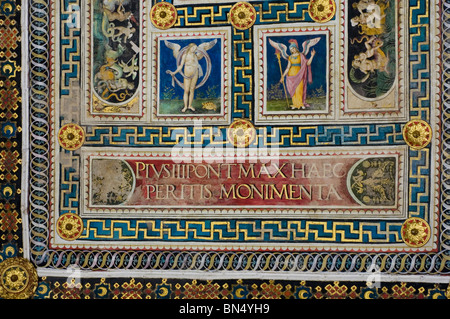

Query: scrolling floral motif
[349,157,396,206]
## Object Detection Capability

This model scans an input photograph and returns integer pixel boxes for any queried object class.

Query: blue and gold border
[18,0,450,282]
[0,0,445,300]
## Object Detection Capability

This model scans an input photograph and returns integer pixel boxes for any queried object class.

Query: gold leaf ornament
[227,119,256,147]
[58,123,85,151]
[56,213,84,241]
[401,217,431,248]
[308,0,336,23]
[402,120,432,150]
[0,257,38,299]
[229,2,257,30]
[151,2,178,30]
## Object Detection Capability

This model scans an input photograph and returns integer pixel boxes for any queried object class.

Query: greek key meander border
[25,0,450,276]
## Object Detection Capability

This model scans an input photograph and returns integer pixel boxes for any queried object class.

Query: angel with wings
[269,37,320,109]
[164,39,217,113]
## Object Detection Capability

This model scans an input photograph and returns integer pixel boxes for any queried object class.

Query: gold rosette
[151,2,178,30]
[402,119,432,150]
[56,213,84,241]
[0,257,38,299]
[58,123,85,151]
[227,119,256,147]
[308,0,336,23]
[229,2,257,30]
[401,217,431,248]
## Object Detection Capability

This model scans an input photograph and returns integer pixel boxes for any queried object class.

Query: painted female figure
[164,39,218,113]
[270,38,320,110]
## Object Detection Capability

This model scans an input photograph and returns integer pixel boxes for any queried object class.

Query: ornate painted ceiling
[0,0,449,302]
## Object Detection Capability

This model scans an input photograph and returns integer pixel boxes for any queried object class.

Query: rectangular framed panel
[5,0,447,300]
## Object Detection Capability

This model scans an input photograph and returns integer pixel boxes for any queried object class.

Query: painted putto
[92,0,140,110]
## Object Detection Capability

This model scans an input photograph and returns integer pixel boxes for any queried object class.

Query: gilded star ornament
[56,213,84,241]
[151,2,177,30]
[401,217,431,248]
[308,0,336,23]
[402,119,432,150]
[0,257,38,299]
[58,123,85,151]
[229,2,257,30]
[227,119,256,148]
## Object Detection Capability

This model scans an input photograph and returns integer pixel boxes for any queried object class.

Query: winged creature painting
[164,39,218,112]
[269,37,320,109]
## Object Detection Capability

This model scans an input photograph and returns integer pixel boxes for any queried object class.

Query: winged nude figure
[164,39,218,113]
[269,37,320,109]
